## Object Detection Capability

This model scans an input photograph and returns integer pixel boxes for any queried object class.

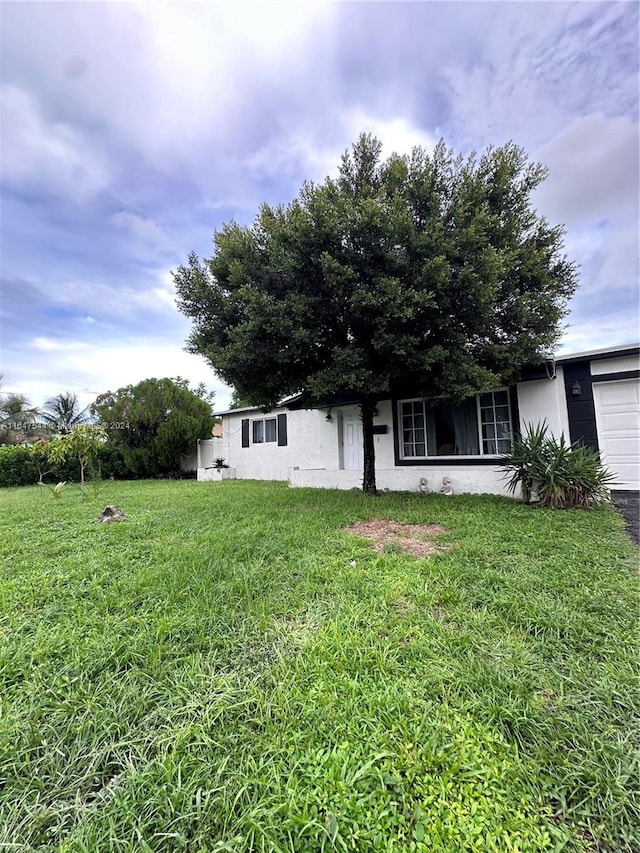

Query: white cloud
[152,270,180,310]
[0,84,110,201]
[533,113,639,226]
[30,337,92,352]
[46,275,180,327]
[245,110,437,183]
[596,224,639,293]
[8,341,231,413]
[111,211,167,245]
[558,309,640,355]
[345,111,437,160]
[1,2,333,173]
[439,3,637,153]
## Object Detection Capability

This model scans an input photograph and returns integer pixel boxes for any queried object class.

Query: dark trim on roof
[553,344,639,365]
[591,370,640,383]
[519,345,639,382]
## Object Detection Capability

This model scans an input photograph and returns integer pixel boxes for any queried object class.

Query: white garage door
[593,378,640,490]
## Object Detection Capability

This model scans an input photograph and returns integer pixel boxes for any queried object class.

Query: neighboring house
[196,344,640,494]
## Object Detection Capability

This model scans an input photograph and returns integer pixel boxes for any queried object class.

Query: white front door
[593,378,640,490]
[343,414,364,470]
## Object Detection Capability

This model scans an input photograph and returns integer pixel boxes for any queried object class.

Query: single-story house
[195,344,639,494]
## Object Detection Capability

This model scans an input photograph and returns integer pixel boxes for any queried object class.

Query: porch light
[571,380,582,396]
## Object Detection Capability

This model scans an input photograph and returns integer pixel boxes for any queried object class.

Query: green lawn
[1,480,638,852]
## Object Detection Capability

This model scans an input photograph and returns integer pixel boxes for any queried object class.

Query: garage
[593,378,640,491]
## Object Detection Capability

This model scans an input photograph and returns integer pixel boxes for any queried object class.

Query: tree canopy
[91,377,213,477]
[46,424,107,499]
[0,392,40,445]
[40,392,90,435]
[174,134,578,493]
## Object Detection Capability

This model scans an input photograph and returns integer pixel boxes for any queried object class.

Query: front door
[343,414,364,470]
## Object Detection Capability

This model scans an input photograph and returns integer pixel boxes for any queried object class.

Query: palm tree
[0,392,40,444]
[40,392,91,435]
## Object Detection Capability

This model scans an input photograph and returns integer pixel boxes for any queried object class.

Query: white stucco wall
[200,398,516,495]
[215,407,338,481]
[288,466,510,494]
[294,398,508,495]
[516,366,570,440]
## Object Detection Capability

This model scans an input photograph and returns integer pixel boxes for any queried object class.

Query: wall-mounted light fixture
[571,380,582,396]
[544,357,557,380]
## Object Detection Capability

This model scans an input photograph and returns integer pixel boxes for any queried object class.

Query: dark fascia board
[553,344,639,365]
[285,392,363,410]
[214,393,305,417]
[519,343,639,382]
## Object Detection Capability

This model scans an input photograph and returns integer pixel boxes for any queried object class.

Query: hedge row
[0,444,135,488]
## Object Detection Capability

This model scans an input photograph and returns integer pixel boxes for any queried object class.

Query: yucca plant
[501,421,549,503]
[502,422,616,508]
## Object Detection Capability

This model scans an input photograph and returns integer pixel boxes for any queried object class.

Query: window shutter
[277,413,287,446]
[241,418,250,448]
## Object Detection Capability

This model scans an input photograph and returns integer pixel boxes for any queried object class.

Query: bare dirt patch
[343,519,447,557]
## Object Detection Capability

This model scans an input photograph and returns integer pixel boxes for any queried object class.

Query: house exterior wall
[590,354,640,376]
[213,407,337,481]
[197,347,638,494]
[515,365,570,439]
[288,465,510,494]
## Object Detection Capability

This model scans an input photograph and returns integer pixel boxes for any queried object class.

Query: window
[242,414,287,448]
[401,400,427,457]
[399,390,512,458]
[479,390,511,455]
[252,417,277,444]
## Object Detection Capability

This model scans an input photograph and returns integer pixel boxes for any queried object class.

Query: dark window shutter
[241,418,250,448]
[277,413,287,446]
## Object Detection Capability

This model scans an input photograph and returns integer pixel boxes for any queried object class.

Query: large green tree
[91,378,213,477]
[174,135,578,493]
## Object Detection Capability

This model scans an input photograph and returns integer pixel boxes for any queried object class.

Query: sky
[1,1,638,413]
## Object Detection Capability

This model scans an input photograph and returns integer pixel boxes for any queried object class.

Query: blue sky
[1,1,638,412]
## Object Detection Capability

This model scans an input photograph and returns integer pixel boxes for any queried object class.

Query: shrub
[0,445,39,487]
[0,442,131,488]
[90,445,132,480]
[0,444,82,487]
[92,377,212,478]
[501,422,616,509]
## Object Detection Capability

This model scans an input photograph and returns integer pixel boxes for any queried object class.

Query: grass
[0,479,638,852]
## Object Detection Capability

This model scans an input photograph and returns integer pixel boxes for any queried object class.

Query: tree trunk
[80,459,85,499]
[360,398,377,495]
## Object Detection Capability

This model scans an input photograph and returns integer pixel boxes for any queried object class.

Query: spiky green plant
[502,422,616,508]
[37,480,67,498]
